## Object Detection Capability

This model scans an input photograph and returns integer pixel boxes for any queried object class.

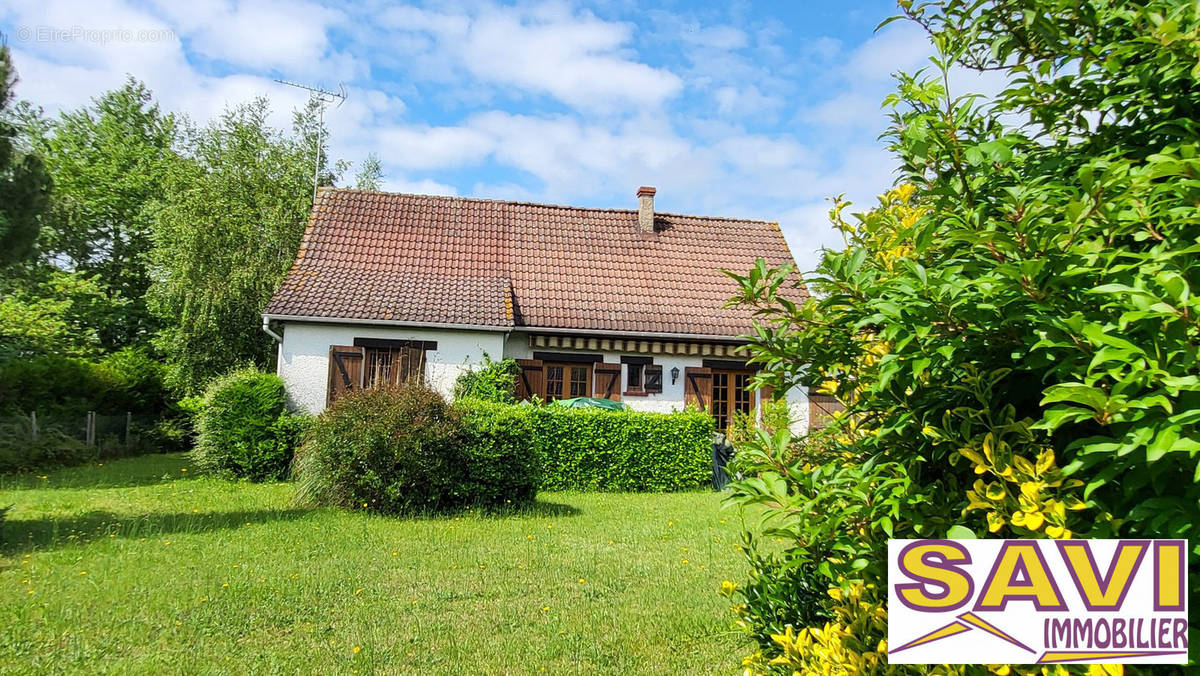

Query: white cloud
[0,0,955,273]
[379,2,682,112]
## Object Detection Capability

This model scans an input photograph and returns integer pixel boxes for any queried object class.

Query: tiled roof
[264,188,805,338]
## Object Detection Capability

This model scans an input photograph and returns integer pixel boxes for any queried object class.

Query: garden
[2,1,1198,674]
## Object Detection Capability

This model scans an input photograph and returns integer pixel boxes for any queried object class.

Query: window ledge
[623,391,650,397]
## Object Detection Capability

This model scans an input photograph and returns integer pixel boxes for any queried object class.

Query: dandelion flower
[355,588,363,595]
[79,570,87,575]
[353,646,361,654]
[27,589,34,595]
[681,559,689,565]
[541,606,549,612]
[578,578,585,584]
[392,552,398,557]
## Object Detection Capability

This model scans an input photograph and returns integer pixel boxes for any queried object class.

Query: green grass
[0,453,750,674]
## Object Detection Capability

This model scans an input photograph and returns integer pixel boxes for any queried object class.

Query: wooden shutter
[759,384,775,404]
[515,359,544,401]
[644,365,663,393]
[593,363,622,401]
[683,367,713,412]
[327,345,365,406]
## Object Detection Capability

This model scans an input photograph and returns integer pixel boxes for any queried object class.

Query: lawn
[0,453,750,674]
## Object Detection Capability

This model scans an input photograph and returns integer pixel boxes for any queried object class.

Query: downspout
[262,316,283,343]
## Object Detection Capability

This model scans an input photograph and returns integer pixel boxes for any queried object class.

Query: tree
[35,78,177,349]
[354,152,384,191]
[150,97,340,393]
[726,1,1200,672]
[0,46,51,268]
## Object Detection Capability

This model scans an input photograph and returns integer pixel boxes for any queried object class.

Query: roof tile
[264,188,805,337]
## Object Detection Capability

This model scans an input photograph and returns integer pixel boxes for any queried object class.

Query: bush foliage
[0,348,171,418]
[452,354,519,403]
[293,384,537,514]
[457,400,714,492]
[725,1,1200,672]
[191,368,304,482]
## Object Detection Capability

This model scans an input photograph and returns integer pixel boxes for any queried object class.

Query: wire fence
[0,412,159,448]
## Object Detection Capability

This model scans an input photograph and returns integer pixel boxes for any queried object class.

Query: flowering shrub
[724,0,1200,671]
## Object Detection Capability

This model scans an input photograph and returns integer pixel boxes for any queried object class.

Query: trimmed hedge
[456,400,714,491]
[192,368,307,481]
[457,400,540,505]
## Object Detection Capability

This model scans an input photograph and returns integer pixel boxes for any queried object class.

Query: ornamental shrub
[452,353,519,403]
[293,384,468,513]
[191,367,304,481]
[725,1,1200,672]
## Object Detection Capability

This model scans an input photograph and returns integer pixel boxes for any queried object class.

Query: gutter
[261,313,747,343]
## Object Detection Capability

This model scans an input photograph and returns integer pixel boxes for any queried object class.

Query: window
[711,370,752,431]
[363,346,426,388]
[545,363,591,401]
[626,363,643,391]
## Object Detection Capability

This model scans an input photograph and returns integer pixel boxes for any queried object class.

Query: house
[262,186,811,433]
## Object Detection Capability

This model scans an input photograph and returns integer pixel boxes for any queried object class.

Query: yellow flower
[354,588,363,595]
[720,580,738,596]
[681,559,690,565]
[353,646,361,654]
[541,606,550,612]
[392,551,398,556]
[578,578,586,584]
[79,570,87,575]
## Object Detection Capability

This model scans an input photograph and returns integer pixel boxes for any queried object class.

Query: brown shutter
[593,363,622,401]
[644,365,663,393]
[515,359,544,401]
[683,367,713,412]
[759,384,775,403]
[327,346,365,407]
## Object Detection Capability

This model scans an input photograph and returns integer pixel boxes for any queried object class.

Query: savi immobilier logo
[887,539,1189,665]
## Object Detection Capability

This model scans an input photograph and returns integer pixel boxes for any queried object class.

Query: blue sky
[1,0,973,271]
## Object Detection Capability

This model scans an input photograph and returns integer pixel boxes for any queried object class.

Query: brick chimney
[637,186,656,233]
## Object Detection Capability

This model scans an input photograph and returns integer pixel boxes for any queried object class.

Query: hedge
[192,368,307,482]
[455,400,714,491]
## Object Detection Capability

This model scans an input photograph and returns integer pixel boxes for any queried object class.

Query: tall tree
[354,152,384,191]
[36,78,177,349]
[150,97,340,393]
[0,46,51,268]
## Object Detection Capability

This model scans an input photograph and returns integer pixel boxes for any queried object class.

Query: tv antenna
[274,79,346,201]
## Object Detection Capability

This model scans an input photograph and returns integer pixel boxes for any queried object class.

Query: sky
[0,0,969,272]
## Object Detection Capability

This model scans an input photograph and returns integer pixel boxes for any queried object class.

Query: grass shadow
[0,453,198,491]
[0,507,313,558]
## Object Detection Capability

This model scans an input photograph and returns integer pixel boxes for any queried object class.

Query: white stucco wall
[502,332,809,435]
[274,321,809,434]
[275,321,506,414]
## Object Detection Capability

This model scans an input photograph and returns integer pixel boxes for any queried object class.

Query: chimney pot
[637,186,656,233]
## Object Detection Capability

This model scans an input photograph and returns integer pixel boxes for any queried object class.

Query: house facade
[263,186,811,434]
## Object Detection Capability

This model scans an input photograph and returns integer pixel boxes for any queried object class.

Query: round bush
[293,384,469,514]
[192,368,300,481]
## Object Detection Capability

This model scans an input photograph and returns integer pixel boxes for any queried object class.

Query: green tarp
[549,397,629,411]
